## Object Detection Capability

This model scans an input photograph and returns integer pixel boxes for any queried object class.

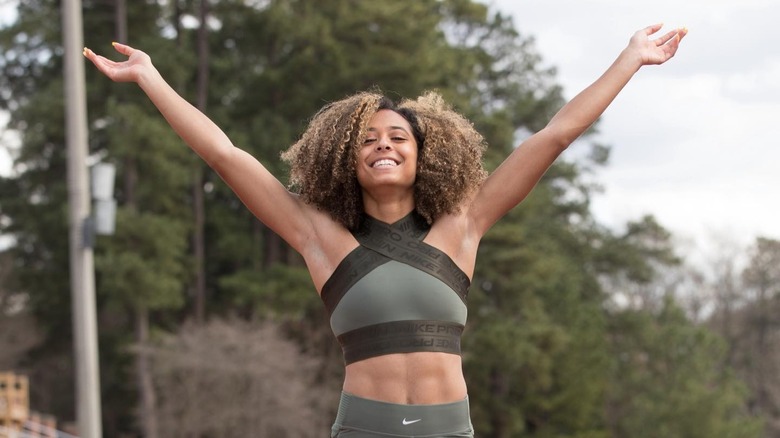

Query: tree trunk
[191,0,209,324]
[115,1,158,436]
[263,226,283,267]
[135,307,158,438]
[489,367,510,438]
[753,282,769,415]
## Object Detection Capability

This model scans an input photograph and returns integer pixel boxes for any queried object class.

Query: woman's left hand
[628,24,688,66]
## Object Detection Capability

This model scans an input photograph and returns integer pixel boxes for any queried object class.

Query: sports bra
[320,211,470,365]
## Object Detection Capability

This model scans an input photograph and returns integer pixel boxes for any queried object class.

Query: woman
[84,23,686,437]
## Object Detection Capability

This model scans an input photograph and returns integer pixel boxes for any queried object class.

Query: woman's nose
[375,141,392,151]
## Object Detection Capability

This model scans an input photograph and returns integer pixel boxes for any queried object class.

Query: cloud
[722,58,780,104]
[486,0,780,246]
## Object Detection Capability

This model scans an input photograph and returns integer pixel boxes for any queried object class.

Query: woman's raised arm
[469,24,687,236]
[83,43,317,253]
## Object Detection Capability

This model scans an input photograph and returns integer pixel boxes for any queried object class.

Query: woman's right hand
[83,42,153,83]
[625,24,687,67]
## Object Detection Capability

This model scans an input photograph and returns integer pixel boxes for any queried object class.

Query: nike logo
[402,418,421,425]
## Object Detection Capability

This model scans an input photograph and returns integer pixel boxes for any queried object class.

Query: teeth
[372,159,397,168]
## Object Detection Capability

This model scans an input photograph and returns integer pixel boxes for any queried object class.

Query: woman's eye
[364,138,377,144]
[392,137,406,141]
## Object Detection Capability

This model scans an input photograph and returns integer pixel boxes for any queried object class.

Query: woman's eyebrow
[367,126,411,134]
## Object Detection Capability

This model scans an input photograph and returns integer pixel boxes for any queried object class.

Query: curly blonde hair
[281,90,487,230]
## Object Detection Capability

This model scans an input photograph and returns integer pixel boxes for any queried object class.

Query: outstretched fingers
[657,29,686,62]
[643,23,665,36]
[82,47,116,76]
[82,42,151,83]
[82,42,132,66]
[110,41,135,57]
[654,28,685,47]
[631,24,687,65]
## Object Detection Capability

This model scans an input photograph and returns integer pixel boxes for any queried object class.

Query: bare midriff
[342,351,467,404]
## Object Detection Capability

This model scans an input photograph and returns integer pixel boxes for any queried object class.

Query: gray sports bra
[320,212,470,365]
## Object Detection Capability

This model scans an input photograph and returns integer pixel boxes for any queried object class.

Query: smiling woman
[355,110,420,198]
[281,92,487,230]
[83,22,685,436]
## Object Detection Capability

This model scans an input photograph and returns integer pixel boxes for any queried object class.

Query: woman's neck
[362,192,415,224]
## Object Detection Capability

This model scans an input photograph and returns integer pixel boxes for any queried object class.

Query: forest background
[0,1,778,437]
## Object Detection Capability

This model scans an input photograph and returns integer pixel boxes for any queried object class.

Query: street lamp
[90,162,116,237]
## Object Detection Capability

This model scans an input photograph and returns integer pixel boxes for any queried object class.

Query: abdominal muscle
[342,351,468,404]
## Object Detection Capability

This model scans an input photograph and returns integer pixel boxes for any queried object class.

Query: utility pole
[62,0,103,437]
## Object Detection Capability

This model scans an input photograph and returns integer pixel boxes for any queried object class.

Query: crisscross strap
[354,213,470,302]
[320,212,470,316]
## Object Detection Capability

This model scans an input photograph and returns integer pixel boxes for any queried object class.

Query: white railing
[0,422,80,438]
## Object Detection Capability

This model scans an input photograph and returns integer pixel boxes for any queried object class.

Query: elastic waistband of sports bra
[337,320,464,365]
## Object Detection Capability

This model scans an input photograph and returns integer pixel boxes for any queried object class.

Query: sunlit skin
[356,109,419,221]
[83,24,686,405]
[349,109,468,403]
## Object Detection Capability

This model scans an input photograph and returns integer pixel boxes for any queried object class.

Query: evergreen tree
[606,299,763,437]
[466,164,612,437]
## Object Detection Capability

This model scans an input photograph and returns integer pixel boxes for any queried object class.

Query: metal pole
[62,0,103,437]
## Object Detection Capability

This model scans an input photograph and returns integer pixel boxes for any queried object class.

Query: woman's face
[356,109,419,194]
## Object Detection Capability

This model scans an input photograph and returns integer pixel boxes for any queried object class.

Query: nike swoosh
[402,418,422,425]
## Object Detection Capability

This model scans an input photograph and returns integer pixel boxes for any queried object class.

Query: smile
[371,159,398,168]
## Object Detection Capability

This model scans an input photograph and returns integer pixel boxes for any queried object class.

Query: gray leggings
[331,392,474,437]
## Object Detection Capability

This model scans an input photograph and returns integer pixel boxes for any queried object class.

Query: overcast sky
[486,0,780,256]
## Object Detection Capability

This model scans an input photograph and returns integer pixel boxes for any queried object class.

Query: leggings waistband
[332,392,473,437]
